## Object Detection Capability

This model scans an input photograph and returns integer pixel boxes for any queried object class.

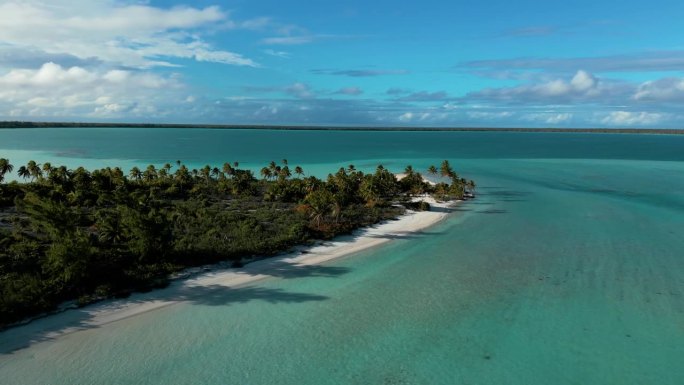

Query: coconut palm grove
[0,157,473,327]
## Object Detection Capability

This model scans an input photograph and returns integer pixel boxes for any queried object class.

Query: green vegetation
[0,157,474,328]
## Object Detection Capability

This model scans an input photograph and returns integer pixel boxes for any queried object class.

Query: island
[0,158,474,329]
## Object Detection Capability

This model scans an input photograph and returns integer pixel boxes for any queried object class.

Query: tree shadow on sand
[240,259,351,280]
[360,230,446,241]
[163,284,328,307]
[0,259,340,355]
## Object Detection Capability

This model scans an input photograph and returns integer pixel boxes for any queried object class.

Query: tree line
[0,157,474,328]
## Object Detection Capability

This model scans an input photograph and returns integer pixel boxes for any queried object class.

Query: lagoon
[1,129,684,384]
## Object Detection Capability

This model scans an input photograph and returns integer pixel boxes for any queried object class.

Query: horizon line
[1,121,683,135]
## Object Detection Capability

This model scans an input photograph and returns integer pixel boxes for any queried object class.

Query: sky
[0,0,683,128]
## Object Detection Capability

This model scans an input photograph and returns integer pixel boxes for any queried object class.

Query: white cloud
[537,79,571,96]
[0,1,257,68]
[600,111,666,126]
[546,113,573,124]
[398,112,414,122]
[397,112,434,122]
[225,17,272,31]
[469,70,610,102]
[260,33,350,46]
[261,36,314,45]
[467,111,514,119]
[530,70,601,97]
[263,49,291,58]
[0,62,185,118]
[284,83,314,99]
[524,112,573,124]
[570,70,597,92]
[633,77,684,102]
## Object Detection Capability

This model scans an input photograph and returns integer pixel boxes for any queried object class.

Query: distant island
[0,121,683,134]
[0,158,473,329]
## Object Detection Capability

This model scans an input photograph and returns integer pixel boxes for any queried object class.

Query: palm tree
[331,200,342,223]
[439,160,455,179]
[41,162,54,180]
[71,167,92,190]
[143,165,157,183]
[211,167,221,180]
[0,158,14,183]
[427,165,437,176]
[304,189,334,228]
[17,165,30,181]
[294,166,304,177]
[282,159,288,166]
[279,165,291,181]
[174,165,191,192]
[222,162,234,177]
[201,165,212,184]
[129,167,142,182]
[49,166,69,186]
[111,167,125,188]
[260,167,272,180]
[26,160,42,181]
[303,176,320,193]
[348,164,356,172]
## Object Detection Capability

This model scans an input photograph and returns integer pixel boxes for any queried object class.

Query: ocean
[1,128,683,384]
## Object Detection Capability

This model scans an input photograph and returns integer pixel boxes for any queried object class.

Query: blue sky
[0,0,683,127]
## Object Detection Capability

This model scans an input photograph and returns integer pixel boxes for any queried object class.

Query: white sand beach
[2,197,457,351]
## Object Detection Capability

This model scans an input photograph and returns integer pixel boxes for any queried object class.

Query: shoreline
[1,197,458,353]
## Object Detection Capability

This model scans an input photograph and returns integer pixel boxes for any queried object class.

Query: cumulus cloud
[467,70,619,103]
[0,1,257,68]
[0,62,185,119]
[570,70,597,92]
[633,77,684,102]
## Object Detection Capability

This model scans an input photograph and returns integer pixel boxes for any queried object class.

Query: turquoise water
[1,129,684,384]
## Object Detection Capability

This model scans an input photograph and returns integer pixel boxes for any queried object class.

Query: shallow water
[1,129,683,384]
